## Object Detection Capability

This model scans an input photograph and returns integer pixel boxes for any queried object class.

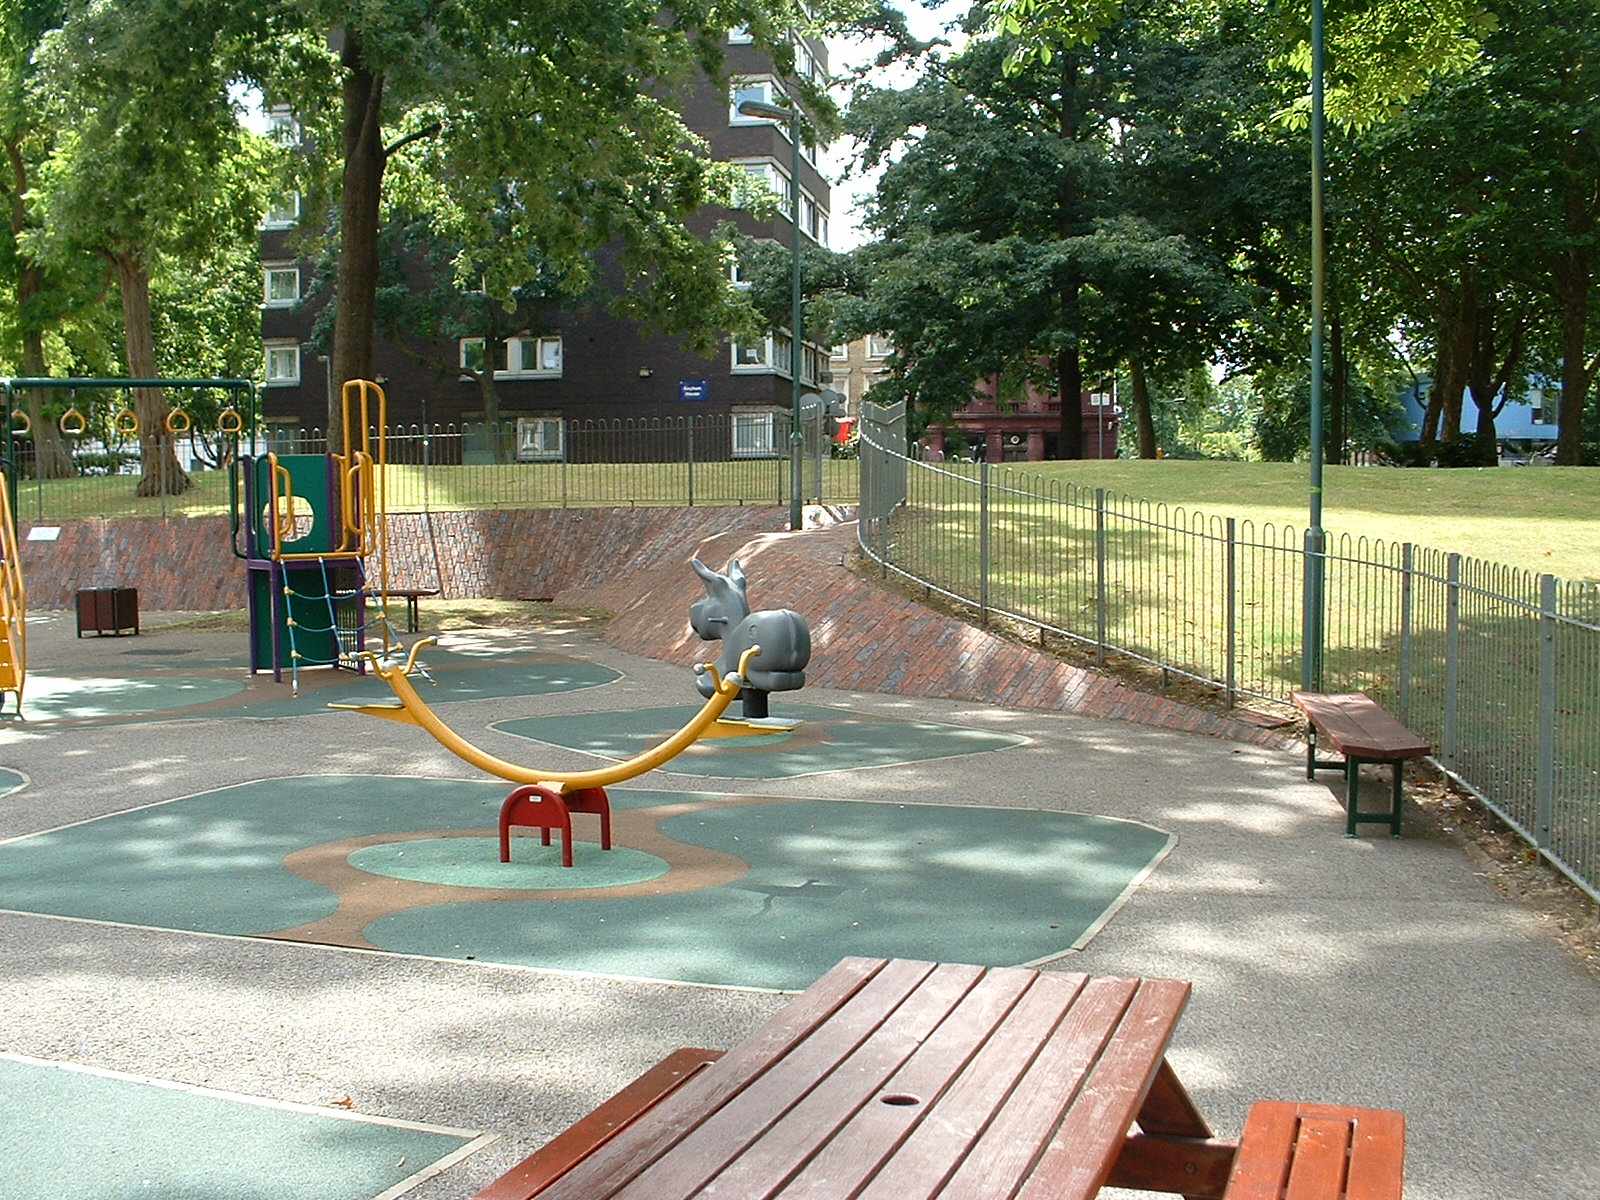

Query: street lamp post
[1303,0,1327,691]
[738,97,804,531]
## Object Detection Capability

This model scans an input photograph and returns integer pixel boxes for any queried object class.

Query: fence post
[1443,552,1461,770]
[1535,573,1557,851]
[560,421,569,509]
[687,418,696,507]
[978,462,990,626]
[1224,517,1237,708]
[1398,543,1414,724]
[1095,487,1107,666]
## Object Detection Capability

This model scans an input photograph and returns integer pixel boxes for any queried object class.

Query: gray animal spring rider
[689,557,811,728]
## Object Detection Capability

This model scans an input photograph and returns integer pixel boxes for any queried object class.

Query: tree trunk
[1431,279,1476,447]
[1053,55,1083,461]
[476,371,510,463]
[331,33,386,455]
[1056,342,1083,459]
[110,251,190,497]
[1129,358,1157,459]
[1555,249,1593,466]
[7,135,73,479]
[19,338,74,482]
[1462,295,1522,468]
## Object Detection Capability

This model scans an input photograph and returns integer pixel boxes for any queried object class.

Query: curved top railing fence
[856,398,1600,905]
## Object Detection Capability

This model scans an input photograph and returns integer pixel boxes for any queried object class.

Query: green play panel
[0,775,1170,990]
[0,1054,484,1200]
[492,703,1028,778]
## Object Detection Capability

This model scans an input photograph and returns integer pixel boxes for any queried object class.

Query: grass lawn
[1003,461,1600,583]
[12,457,1596,583]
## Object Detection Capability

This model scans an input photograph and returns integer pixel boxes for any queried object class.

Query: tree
[836,5,1280,456]
[30,0,274,496]
[987,0,1496,129]
[366,202,571,458]
[260,1,852,452]
[0,0,109,479]
[1331,0,1597,464]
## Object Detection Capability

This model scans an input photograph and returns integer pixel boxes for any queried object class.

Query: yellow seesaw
[334,638,766,865]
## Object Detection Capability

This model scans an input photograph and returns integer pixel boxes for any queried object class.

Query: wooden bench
[471,1047,725,1200]
[1290,691,1430,837]
[1223,1100,1404,1199]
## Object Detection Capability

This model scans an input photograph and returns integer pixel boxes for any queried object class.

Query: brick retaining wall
[18,508,1290,747]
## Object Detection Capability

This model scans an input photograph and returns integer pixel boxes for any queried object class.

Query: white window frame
[730,159,789,210]
[263,192,300,230]
[264,341,301,386]
[729,77,787,126]
[263,264,299,307]
[731,335,775,372]
[1530,386,1560,426]
[458,334,563,379]
[265,106,299,147]
[728,24,753,44]
[516,416,565,462]
[731,409,778,458]
[867,334,894,359]
[508,334,562,377]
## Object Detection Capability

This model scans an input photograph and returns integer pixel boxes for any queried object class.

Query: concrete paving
[1,609,1597,1199]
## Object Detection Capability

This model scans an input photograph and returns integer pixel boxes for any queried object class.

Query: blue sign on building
[679,379,709,402]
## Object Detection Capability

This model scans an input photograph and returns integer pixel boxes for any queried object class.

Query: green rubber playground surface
[492,702,1028,778]
[10,649,619,724]
[0,775,1171,991]
[0,1054,485,1200]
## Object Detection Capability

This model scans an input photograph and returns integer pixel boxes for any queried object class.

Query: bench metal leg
[1344,757,1405,838]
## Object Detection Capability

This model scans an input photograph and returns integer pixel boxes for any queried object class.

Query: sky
[823,1,968,250]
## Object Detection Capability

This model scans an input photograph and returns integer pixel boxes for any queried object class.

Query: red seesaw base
[498,784,613,868]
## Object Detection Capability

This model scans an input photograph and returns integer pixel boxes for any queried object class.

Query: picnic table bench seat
[1289,691,1430,838]
[1222,1099,1405,1199]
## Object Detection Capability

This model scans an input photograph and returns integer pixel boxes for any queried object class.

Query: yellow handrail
[0,475,27,711]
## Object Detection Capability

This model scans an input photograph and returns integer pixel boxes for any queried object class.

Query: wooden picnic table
[475,955,1239,1200]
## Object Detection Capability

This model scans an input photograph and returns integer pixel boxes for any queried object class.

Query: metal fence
[7,413,859,522]
[857,400,1600,903]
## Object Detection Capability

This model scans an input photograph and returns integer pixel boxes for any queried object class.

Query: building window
[263,192,300,229]
[516,416,564,461]
[831,344,850,360]
[265,106,299,147]
[731,336,773,371]
[459,335,563,378]
[728,25,753,44]
[264,341,300,386]
[729,77,786,125]
[731,160,789,209]
[732,409,778,458]
[460,337,503,374]
[1530,386,1560,426]
[510,335,562,376]
[263,265,299,307]
[867,334,893,359]
[263,418,303,452]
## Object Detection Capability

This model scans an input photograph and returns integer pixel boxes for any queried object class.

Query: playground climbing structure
[239,379,403,689]
[0,463,26,712]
